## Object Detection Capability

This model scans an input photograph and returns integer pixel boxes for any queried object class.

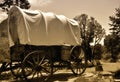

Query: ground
[0,61,120,82]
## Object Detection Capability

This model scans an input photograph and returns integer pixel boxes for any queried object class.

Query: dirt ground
[0,61,120,82]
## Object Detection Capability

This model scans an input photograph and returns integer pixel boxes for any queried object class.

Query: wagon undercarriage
[9,45,87,81]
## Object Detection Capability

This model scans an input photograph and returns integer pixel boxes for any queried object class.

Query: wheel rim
[10,60,23,78]
[22,51,51,79]
[70,46,87,75]
[10,45,26,78]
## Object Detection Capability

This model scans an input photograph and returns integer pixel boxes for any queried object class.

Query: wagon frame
[10,45,87,81]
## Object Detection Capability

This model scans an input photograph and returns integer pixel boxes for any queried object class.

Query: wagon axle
[34,65,42,72]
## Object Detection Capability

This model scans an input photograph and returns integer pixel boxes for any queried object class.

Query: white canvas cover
[8,6,81,46]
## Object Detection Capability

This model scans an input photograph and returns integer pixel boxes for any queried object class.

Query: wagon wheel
[70,46,87,75]
[10,59,23,78]
[22,50,51,80]
[9,45,28,78]
[0,62,10,74]
[10,52,25,78]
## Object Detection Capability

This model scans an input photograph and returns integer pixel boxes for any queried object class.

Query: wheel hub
[35,66,42,71]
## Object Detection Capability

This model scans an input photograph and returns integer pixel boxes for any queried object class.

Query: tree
[74,14,105,62]
[93,44,103,60]
[0,0,30,12]
[109,7,120,55]
[104,7,120,62]
[104,34,120,62]
[109,8,120,35]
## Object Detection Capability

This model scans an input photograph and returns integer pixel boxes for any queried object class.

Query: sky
[28,0,120,35]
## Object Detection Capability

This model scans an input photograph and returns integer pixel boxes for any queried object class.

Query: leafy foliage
[104,34,120,62]
[93,44,103,59]
[74,14,105,45]
[104,7,120,62]
[109,8,120,35]
[0,0,31,12]
[74,14,105,61]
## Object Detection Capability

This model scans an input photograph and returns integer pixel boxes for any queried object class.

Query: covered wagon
[1,6,87,81]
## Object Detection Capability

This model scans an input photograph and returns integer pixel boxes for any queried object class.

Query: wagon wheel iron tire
[10,58,24,78]
[22,50,51,80]
[70,46,87,75]
[10,53,24,78]
[10,45,29,79]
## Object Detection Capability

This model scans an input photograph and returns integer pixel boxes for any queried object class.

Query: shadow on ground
[0,73,12,80]
[10,73,77,82]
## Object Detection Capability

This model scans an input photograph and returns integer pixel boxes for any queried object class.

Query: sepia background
[0,0,120,82]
